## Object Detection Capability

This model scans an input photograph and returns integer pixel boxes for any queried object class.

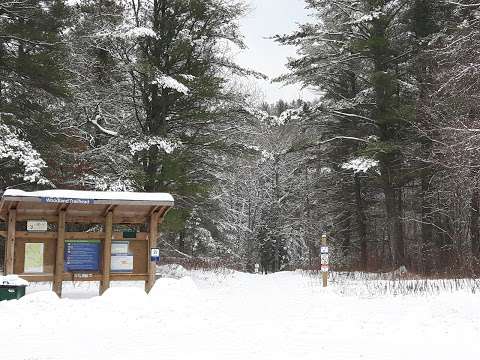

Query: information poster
[111,241,133,272]
[111,241,129,255]
[111,255,134,272]
[64,240,101,272]
[24,243,44,273]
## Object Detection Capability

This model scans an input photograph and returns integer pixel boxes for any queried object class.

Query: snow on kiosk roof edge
[1,189,174,207]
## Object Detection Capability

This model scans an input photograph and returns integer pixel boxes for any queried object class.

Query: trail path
[1,271,479,360]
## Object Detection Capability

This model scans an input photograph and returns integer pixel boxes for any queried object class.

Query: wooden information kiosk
[0,189,174,297]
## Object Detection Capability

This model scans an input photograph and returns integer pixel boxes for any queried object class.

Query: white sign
[320,246,329,254]
[74,273,93,279]
[321,254,329,265]
[27,220,48,232]
[321,264,329,272]
[111,255,133,272]
[111,242,129,255]
[254,263,259,273]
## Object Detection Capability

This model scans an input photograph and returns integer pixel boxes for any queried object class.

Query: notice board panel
[14,238,55,275]
[109,240,147,274]
[64,240,101,272]
[111,241,133,273]
[129,240,148,274]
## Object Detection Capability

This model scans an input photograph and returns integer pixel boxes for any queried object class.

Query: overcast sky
[234,0,317,103]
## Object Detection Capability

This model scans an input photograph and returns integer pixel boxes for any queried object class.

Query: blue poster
[64,240,101,272]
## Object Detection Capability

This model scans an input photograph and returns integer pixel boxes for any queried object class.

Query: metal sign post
[321,234,328,287]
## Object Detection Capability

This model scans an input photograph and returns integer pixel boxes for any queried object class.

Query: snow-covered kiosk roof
[0,189,174,223]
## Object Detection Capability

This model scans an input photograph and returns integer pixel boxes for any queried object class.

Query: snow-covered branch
[90,116,118,137]
[0,124,51,186]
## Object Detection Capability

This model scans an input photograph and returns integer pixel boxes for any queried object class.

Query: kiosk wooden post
[53,210,66,296]
[100,211,113,295]
[145,211,159,293]
[5,209,16,274]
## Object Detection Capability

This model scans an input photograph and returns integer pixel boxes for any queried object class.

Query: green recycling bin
[0,275,28,301]
[0,284,26,301]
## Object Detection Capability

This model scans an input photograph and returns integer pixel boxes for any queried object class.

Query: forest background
[2,0,480,276]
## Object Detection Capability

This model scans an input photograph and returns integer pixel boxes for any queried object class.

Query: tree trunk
[382,171,405,267]
[338,207,351,258]
[371,17,405,268]
[342,215,351,258]
[178,230,186,254]
[470,189,480,259]
[144,145,160,191]
[354,174,368,270]
[421,175,433,273]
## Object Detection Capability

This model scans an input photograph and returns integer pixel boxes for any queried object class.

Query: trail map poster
[24,243,44,273]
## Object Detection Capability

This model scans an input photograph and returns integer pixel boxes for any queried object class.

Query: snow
[153,75,189,95]
[123,27,158,39]
[156,264,190,279]
[178,74,196,81]
[84,175,135,192]
[0,124,50,185]
[260,149,275,162]
[129,137,179,155]
[342,156,379,173]
[2,189,174,204]
[1,271,480,360]
[97,26,158,40]
[90,115,118,136]
[0,275,29,286]
[149,277,199,304]
[347,11,383,25]
[276,107,302,125]
[255,107,304,127]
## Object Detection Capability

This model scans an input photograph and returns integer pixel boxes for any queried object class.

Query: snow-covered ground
[1,268,479,360]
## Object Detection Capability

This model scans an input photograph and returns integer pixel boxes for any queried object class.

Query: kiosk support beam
[100,211,113,295]
[145,211,159,293]
[5,209,16,274]
[53,210,66,296]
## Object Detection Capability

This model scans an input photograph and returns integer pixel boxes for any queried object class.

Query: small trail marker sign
[320,246,329,254]
[150,248,160,262]
[321,254,329,265]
